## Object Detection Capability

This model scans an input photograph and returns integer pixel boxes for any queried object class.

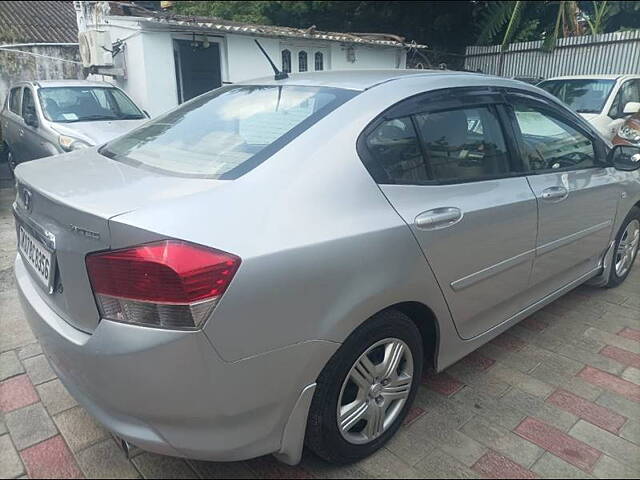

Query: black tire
[305,309,423,464]
[605,206,640,288]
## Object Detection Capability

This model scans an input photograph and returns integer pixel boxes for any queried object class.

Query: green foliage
[174,1,482,59]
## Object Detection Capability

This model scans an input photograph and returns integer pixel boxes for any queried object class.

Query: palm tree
[477,1,582,74]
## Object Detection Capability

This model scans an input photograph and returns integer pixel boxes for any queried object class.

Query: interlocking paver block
[596,390,640,420]
[0,291,36,352]
[0,350,24,381]
[0,374,38,413]
[619,419,640,446]
[189,459,258,478]
[54,406,108,452]
[489,332,528,352]
[599,344,640,369]
[569,419,640,470]
[17,343,42,361]
[132,452,198,479]
[452,386,525,430]
[300,452,369,479]
[22,354,56,386]
[578,366,640,403]
[472,451,538,479]
[414,449,479,479]
[76,439,140,479]
[621,366,640,385]
[461,416,543,468]
[514,417,601,472]
[246,455,315,479]
[618,327,640,343]
[501,388,578,432]
[403,406,426,426]
[5,403,57,450]
[37,379,78,416]
[0,434,24,478]
[546,389,627,434]
[531,452,595,479]
[592,454,640,479]
[487,364,555,398]
[421,371,464,396]
[20,435,83,479]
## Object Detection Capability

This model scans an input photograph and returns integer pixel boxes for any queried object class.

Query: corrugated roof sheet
[111,2,427,49]
[0,1,78,44]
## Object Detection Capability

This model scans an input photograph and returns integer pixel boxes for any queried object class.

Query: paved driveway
[1,167,639,479]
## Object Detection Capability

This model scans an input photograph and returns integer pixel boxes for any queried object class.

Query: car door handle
[415,207,463,230]
[541,186,569,202]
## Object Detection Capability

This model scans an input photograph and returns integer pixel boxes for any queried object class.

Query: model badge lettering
[70,225,101,240]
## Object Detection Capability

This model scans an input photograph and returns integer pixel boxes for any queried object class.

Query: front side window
[538,79,615,114]
[282,49,291,74]
[9,87,21,114]
[415,107,509,182]
[102,85,356,179]
[38,87,144,123]
[608,79,640,119]
[512,102,596,172]
[298,51,308,72]
[21,88,36,118]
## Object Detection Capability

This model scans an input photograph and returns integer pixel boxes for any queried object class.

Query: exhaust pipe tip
[111,434,142,459]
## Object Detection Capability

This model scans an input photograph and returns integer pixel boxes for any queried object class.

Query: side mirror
[24,112,38,128]
[623,102,640,115]
[610,144,640,172]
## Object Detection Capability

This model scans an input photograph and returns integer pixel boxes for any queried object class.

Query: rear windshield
[101,85,356,179]
[38,87,145,122]
[537,79,615,114]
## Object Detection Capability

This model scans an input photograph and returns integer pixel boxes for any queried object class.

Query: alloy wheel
[615,219,640,278]
[337,338,414,445]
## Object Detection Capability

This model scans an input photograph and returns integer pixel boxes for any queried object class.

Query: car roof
[238,69,504,91]
[13,80,116,88]
[542,74,639,82]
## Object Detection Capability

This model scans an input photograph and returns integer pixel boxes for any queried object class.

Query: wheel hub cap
[337,338,414,445]
[615,220,640,278]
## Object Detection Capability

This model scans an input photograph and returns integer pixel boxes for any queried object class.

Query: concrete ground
[1,160,639,479]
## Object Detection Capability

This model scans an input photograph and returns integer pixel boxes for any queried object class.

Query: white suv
[539,75,640,141]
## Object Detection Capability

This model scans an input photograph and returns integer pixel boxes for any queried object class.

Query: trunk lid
[13,149,219,333]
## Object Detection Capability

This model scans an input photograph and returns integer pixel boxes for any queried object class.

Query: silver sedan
[13,70,640,465]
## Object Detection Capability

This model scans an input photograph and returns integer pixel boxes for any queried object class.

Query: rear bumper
[15,255,338,462]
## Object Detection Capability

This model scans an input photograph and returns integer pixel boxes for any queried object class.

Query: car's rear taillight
[86,240,241,329]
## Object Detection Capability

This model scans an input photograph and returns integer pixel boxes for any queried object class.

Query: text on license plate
[19,226,53,287]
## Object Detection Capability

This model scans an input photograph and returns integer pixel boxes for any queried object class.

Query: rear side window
[9,88,21,114]
[102,85,355,179]
[512,102,596,172]
[365,117,427,183]
[363,106,510,184]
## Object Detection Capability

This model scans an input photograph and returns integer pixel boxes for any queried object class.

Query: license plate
[18,225,55,289]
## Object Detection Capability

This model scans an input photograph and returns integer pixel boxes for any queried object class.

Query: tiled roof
[0,1,78,44]
[110,2,428,49]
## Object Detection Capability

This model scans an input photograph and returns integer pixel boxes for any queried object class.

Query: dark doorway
[173,39,222,103]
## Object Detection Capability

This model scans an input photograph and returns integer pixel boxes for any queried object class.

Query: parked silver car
[13,70,640,466]
[1,80,147,174]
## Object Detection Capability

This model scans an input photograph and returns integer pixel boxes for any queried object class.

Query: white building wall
[225,34,281,82]
[329,44,405,70]
[87,20,408,116]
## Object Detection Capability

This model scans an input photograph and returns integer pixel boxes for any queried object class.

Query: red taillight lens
[86,240,240,329]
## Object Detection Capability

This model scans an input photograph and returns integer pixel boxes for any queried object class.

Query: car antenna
[254,39,288,80]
